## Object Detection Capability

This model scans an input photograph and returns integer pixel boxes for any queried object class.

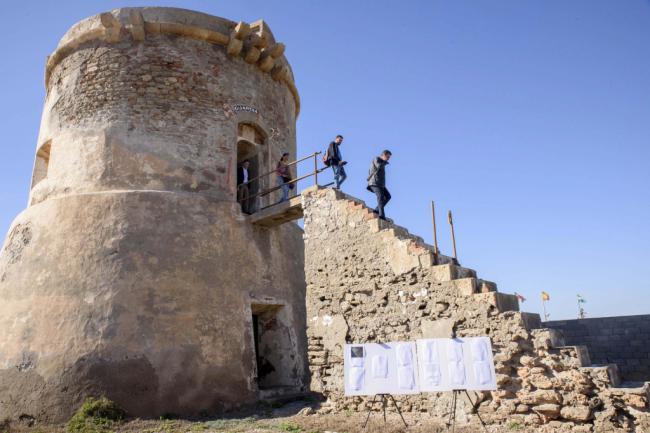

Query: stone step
[582,363,622,388]
[473,291,520,312]
[532,328,566,349]
[452,277,478,296]
[609,381,650,399]
[520,312,543,330]
[452,277,500,296]
[430,263,477,281]
[555,345,592,368]
[477,279,498,293]
[258,386,307,403]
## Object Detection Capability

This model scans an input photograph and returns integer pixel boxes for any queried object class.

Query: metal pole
[313,152,318,186]
[448,210,458,262]
[363,394,378,428]
[542,299,549,321]
[431,201,439,264]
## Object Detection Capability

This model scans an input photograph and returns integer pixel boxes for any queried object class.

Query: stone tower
[0,7,307,422]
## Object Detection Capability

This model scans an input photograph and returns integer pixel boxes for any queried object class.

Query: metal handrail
[237,151,326,212]
[240,151,321,187]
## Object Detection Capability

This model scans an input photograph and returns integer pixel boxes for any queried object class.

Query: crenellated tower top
[45,7,300,113]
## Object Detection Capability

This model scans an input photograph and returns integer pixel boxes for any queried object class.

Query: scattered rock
[560,405,592,422]
[297,407,314,416]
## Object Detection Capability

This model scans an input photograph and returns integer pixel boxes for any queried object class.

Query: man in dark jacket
[367,150,392,220]
[237,159,251,214]
[326,134,347,189]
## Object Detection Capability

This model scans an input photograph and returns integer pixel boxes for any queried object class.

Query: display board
[343,337,496,396]
[344,342,420,396]
[416,337,497,392]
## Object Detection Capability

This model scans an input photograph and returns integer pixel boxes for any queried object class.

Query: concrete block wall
[545,315,650,382]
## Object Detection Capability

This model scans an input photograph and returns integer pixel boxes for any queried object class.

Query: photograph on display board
[343,342,420,396]
[416,337,497,392]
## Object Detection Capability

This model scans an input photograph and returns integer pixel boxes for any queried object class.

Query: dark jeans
[369,186,391,219]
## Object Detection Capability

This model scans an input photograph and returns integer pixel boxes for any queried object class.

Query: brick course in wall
[546,315,650,382]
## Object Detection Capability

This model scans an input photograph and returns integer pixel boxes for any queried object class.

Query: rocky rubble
[302,187,650,432]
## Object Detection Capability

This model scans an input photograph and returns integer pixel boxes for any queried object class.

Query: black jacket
[327,141,343,165]
[237,166,249,185]
[367,157,388,188]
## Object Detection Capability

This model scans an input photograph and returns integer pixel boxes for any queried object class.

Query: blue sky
[1,1,648,320]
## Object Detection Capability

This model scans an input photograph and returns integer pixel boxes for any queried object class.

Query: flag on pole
[541,291,550,301]
[515,292,526,303]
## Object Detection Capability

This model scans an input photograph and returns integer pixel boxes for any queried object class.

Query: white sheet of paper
[371,355,388,379]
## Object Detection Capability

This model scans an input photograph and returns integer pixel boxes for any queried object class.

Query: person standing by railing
[325,134,347,189]
[276,152,292,202]
[237,159,251,214]
[367,150,392,220]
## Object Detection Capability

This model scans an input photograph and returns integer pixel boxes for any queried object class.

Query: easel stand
[363,393,408,428]
[447,390,489,432]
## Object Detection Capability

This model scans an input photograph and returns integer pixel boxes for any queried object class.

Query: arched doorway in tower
[236,123,269,212]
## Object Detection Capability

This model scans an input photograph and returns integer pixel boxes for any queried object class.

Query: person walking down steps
[367,150,392,220]
[325,134,347,189]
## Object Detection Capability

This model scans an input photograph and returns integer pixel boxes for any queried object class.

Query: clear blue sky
[1,1,649,320]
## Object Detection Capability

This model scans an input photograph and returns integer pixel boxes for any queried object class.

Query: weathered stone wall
[0,8,306,423]
[302,187,650,432]
[546,316,650,382]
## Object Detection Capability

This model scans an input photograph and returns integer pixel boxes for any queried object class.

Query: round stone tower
[0,7,307,422]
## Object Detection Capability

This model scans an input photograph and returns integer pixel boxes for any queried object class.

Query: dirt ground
[1,400,572,433]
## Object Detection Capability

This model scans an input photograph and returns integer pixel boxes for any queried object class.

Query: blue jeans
[332,164,347,189]
[278,175,290,202]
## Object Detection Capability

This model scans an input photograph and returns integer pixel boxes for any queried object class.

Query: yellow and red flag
[541,291,550,301]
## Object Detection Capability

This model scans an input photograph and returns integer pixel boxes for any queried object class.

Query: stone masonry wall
[302,187,650,432]
[546,316,650,382]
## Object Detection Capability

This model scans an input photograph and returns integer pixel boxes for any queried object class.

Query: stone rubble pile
[302,187,650,432]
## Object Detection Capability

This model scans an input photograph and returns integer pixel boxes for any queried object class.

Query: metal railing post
[313,152,318,186]
[431,201,439,265]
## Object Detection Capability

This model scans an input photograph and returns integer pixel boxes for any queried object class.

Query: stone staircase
[302,187,650,433]
[327,188,521,314]
[304,186,650,427]
[535,328,650,397]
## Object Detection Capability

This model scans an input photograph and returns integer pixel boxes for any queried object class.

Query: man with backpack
[325,134,347,189]
[367,150,392,220]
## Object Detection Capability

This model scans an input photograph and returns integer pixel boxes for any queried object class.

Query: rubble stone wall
[546,316,650,381]
[302,187,650,432]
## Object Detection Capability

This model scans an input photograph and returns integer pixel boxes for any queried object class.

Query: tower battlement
[45,8,299,112]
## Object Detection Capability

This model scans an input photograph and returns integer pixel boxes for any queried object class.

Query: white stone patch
[322,315,334,326]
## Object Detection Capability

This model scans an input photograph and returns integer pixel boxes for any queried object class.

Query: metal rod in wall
[431,201,439,264]
[448,210,458,263]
